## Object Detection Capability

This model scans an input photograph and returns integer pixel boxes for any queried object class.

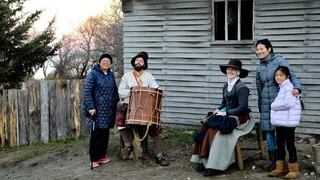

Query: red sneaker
[99,157,111,164]
[91,162,99,168]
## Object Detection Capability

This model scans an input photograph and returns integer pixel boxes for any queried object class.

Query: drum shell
[126,87,163,126]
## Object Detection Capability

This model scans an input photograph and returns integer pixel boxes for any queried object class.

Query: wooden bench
[235,122,267,171]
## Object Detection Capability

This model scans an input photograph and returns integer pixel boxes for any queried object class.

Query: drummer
[117,51,169,166]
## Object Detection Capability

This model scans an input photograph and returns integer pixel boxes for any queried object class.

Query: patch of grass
[162,128,196,148]
[17,151,41,162]
[0,128,199,163]
[0,136,89,163]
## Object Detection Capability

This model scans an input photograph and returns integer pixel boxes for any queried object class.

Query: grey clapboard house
[121,0,320,135]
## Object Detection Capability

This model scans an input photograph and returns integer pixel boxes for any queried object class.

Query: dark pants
[276,126,297,163]
[89,127,110,162]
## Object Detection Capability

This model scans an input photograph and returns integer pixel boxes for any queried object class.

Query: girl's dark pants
[276,126,297,163]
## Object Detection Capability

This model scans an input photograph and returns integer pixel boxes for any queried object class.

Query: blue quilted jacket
[84,64,119,128]
[256,53,301,131]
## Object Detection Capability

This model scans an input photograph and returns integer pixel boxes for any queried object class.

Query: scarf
[133,70,144,86]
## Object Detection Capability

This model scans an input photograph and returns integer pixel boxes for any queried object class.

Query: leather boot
[155,154,169,166]
[284,163,300,179]
[262,150,276,171]
[152,135,169,166]
[122,145,132,160]
[268,161,286,177]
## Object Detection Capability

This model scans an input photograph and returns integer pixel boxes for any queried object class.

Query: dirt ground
[0,130,319,180]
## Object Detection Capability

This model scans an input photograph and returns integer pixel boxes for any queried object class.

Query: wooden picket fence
[0,80,89,147]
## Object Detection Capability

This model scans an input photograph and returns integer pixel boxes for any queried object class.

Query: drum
[126,86,163,126]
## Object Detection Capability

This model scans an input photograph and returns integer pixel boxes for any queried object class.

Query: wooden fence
[0,80,89,147]
[2,79,317,147]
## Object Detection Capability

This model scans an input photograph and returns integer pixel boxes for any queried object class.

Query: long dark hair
[275,66,305,110]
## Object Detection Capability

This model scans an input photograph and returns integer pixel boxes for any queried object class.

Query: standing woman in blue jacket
[255,39,301,171]
[84,54,120,168]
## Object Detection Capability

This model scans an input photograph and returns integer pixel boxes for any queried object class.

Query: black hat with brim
[219,59,249,78]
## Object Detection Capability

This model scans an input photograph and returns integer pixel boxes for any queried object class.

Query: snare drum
[126,86,163,126]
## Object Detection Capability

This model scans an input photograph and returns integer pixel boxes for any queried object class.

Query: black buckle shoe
[203,169,215,177]
[156,155,170,166]
[195,163,205,172]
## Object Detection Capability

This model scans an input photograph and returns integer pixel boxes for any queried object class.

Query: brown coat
[192,114,250,158]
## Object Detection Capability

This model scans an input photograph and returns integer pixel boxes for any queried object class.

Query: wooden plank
[70,80,81,137]
[124,16,165,21]
[0,90,8,147]
[0,90,3,147]
[55,79,70,139]
[17,87,28,145]
[8,90,18,147]
[79,80,89,136]
[65,80,72,137]
[48,81,57,141]
[27,80,41,144]
[40,81,49,143]
[165,1,210,9]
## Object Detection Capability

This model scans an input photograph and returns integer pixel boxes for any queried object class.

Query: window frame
[211,0,255,44]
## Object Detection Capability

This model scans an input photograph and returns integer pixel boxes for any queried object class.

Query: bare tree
[52,0,123,79]
[53,19,100,79]
[94,0,124,78]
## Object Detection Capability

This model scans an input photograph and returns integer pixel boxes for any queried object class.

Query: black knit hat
[219,59,249,78]
[131,51,148,70]
[99,53,112,64]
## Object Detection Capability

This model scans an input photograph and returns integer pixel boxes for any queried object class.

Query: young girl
[268,66,301,179]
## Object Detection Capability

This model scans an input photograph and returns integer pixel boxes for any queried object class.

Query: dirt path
[0,132,319,179]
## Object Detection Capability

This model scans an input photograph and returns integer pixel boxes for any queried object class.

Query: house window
[212,0,253,41]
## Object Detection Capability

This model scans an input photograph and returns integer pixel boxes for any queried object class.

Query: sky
[24,0,111,38]
[23,0,112,78]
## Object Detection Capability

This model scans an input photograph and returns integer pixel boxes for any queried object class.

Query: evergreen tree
[0,0,59,88]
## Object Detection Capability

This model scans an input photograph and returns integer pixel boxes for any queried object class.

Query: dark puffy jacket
[84,64,119,128]
[256,53,301,131]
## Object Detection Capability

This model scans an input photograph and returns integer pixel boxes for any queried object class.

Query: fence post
[40,81,49,143]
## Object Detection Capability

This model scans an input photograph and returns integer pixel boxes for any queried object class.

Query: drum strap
[133,71,142,86]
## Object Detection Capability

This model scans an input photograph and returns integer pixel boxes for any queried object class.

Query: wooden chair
[235,121,267,171]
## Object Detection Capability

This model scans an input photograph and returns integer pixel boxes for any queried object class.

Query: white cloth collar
[227,77,239,92]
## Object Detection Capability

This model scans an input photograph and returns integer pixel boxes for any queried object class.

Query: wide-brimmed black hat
[219,59,249,78]
[131,51,148,70]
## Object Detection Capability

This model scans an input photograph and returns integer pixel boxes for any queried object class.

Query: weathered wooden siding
[123,0,320,134]
[0,80,89,147]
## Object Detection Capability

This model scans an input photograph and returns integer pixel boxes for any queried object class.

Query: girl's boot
[268,160,286,177]
[284,163,300,179]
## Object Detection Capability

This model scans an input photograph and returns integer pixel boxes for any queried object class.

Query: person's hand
[213,109,220,114]
[292,89,299,97]
[216,111,226,116]
[89,109,96,116]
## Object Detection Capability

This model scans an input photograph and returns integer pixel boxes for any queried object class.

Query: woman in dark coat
[255,39,301,170]
[84,53,119,168]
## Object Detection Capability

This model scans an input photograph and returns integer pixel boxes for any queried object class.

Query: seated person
[117,51,169,166]
[190,59,252,176]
